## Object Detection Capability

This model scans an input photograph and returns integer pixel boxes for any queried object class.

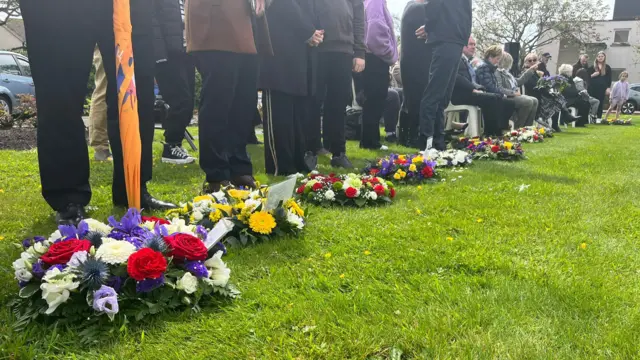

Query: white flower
[95,239,136,264]
[287,211,305,230]
[165,218,197,236]
[204,251,231,287]
[324,190,336,201]
[32,242,49,255]
[426,148,440,160]
[248,190,262,200]
[244,199,262,213]
[142,221,157,231]
[12,258,28,271]
[454,152,468,165]
[83,218,112,234]
[366,191,378,201]
[14,268,33,282]
[212,191,226,202]
[176,272,198,294]
[68,251,88,268]
[193,210,204,222]
[40,268,79,315]
[48,230,62,243]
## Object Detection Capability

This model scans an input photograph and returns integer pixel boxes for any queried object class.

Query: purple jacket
[364,0,398,65]
[611,81,630,101]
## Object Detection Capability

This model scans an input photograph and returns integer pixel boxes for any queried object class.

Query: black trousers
[452,92,512,136]
[588,84,607,118]
[193,51,257,183]
[419,42,464,150]
[21,0,155,211]
[309,51,352,156]
[155,51,196,145]
[262,90,310,175]
[361,53,390,149]
[384,88,403,133]
[400,62,429,147]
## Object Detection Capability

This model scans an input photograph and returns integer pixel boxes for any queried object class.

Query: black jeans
[361,53,390,149]
[309,51,352,156]
[452,92,511,136]
[193,51,257,183]
[21,0,155,210]
[419,42,464,150]
[155,51,196,145]
[384,88,403,133]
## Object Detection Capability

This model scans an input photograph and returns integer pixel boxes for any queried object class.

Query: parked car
[0,50,34,114]
[622,83,640,115]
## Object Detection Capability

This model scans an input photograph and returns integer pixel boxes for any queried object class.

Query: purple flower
[33,236,46,243]
[108,208,143,234]
[107,231,127,240]
[18,280,29,288]
[58,221,89,239]
[48,264,67,273]
[32,260,45,279]
[93,285,119,316]
[212,241,227,256]
[196,226,208,240]
[22,238,32,249]
[136,275,165,293]
[124,236,144,249]
[184,261,209,278]
[106,276,123,292]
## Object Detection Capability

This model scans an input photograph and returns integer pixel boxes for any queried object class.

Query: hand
[472,89,483,93]
[514,91,521,96]
[307,30,324,47]
[255,0,265,16]
[353,57,365,73]
[415,25,427,40]
[606,88,611,96]
[530,64,539,71]
[591,71,600,78]
[536,71,544,77]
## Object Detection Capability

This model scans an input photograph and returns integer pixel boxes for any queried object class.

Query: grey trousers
[588,96,600,117]
[512,94,539,128]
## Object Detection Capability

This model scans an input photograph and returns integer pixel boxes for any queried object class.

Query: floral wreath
[296,172,395,207]
[452,137,526,161]
[363,154,437,184]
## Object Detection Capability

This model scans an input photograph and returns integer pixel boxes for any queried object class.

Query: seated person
[494,52,539,128]
[559,64,590,127]
[474,45,518,130]
[574,68,600,122]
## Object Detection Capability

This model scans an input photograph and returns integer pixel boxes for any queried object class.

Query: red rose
[421,166,434,178]
[345,187,358,198]
[369,168,380,175]
[374,184,385,196]
[164,233,208,261]
[533,134,539,140]
[141,216,170,225]
[329,173,336,177]
[390,188,396,198]
[312,182,323,192]
[296,185,306,194]
[41,239,92,265]
[127,248,167,281]
[491,145,500,153]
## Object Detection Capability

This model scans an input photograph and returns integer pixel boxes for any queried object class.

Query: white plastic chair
[445,103,483,137]
[557,106,577,128]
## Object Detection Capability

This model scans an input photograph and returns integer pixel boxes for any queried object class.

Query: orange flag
[113,0,141,209]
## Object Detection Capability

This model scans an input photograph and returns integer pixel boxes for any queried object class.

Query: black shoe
[203,180,231,194]
[316,148,331,156]
[303,151,318,172]
[55,204,86,226]
[231,175,257,189]
[385,133,398,143]
[330,153,354,169]
[141,193,177,211]
[162,143,196,165]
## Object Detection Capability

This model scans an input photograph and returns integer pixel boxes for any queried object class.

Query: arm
[365,18,395,64]
[605,66,612,89]
[515,68,535,87]
[455,74,476,94]
[424,0,444,33]
[475,66,502,95]
[351,0,366,59]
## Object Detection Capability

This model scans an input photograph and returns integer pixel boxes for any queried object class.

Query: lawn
[2,120,640,359]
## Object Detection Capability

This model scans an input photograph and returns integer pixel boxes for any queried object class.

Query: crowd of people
[21,0,630,225]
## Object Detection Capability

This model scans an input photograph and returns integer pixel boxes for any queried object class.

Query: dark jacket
[400,1,429,83]
[316,0,366,59]
[561,77,581,107]
[572,61,589,78]
[522,67,541,97]
[475,60,502,95]
[451,56,483,104]
[152,0,184,61]
[587,64,613,91]
[424,0,472,46]
[258,0,318,96]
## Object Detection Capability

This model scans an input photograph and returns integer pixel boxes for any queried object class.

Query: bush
[0,108,13,129]
[13,94,38,128]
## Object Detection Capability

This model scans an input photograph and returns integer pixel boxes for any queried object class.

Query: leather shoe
[231,175,257,189]
[55,204,86,226]
[141,193,176,211]
[203,180,231,194]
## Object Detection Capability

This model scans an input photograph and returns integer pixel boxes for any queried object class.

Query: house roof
[4,19,25,44]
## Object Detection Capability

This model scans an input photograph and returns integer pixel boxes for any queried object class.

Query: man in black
[153,0,197,165]
[21,0,175,225]
[416,0,472,150]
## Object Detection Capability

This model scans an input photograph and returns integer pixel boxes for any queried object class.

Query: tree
[0,0,20,27]
[473,0,609,65]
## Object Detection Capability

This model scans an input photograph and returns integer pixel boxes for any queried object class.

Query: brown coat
[186,0,257,54]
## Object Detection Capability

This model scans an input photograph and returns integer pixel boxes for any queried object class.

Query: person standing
[572,54,589,78]
[360,0,398,150]
[588,51,612,118]
[259,0,323,175]
[21,0,175,225]
[602,71,630,122]
[186,0,269,192]
[308,0,366,168]
[416,0,472,151]
[88,47,112,162]
[153,0,197,165]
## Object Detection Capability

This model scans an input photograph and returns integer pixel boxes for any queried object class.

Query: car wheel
[0,96,11,114]
[621,101,636,115]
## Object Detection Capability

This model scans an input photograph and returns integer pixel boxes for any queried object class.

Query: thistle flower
[76,258,110,291]
[141,234,169,253]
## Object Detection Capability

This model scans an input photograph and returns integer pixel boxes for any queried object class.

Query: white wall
[0,26,21,51]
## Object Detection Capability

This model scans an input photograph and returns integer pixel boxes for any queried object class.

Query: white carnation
[12,258,28,272]
[204,251,231,287]
[212,191,226,202]
[15,268,33,282]
[287,211,305,230]
[193,210,204,222]
[95,240,136,264]
[176,272,198,294]
[83,218,112,234]
[13,252,35,271]
[68,251,88,268]
[40,268,79,315]
[366,191,378,200]
[324,190,336,201]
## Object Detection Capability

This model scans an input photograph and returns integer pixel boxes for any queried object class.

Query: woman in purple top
[360,0,398,150]
[602,71,630,121]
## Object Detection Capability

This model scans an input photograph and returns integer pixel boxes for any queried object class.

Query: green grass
[2,119,640,359]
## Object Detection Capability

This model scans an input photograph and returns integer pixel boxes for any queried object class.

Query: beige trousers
[88,47,109,152]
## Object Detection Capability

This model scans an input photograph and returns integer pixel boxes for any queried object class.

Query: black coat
[400,1,429,88]
[562,77,581,107]
[152,0,185,61]
[258,0,318,96]
[451,57,483,104]
[424,0,472,46]
[587,64,613,92]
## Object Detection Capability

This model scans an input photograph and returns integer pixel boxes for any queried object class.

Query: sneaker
[94,149,112,161]
[330,153,354,169]
[379,145,389,151]
[162,144,196,164]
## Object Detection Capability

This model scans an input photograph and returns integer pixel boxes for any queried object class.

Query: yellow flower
[580,243,587,250]
[209,209,222,222]
[415,208,422,215]
[409,164,417,172]
[477,218,483,223]
[538,128,546,135]
[228,189,250,200]
[285,199,304,217]
[447,237,454,241]
[182,204,189,213]
[393,172,402,180]
[398,155,406,162]
[248,211,276,235]
[324,252,332,259]
[364,250,371,256]
[504,141,513,150]
[412,156,423,164]
[339,274,345,279]
[214,203,233,217]
[194,195,214,203]
[0,236,4,241]
[417,186,423,190]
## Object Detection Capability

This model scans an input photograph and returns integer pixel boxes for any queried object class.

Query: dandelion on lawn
[0,189,4,193]
[339,274,345,279]
[580,243,587,250]
[324,252,332,259]
[417,186,423,190]
[477,218,483,223]
[0,236,4,241]
[415,208,422,215]
[447,237,454,241]
[364,250,371,256]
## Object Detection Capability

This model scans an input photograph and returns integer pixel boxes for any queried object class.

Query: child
[602,71,630,122]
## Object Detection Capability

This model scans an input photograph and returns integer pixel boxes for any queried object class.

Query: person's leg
[461,92,502,136]
[589,97,599,117]
[308,52,328,153]
[324,52,353,157]
[360,53,389,149]
[602,103,613,120]
[383,88,401,136]
[526,96,539,126]
[262,89,296,176]
[293,96,312,172]
[419,42,464,150]
[88,47,110,159]
[511,95,528,128]
[500,97,517,132]
[594,87,606,118]
[21,0,97,214]
[194,51,239,184]
[615,103,622,120]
